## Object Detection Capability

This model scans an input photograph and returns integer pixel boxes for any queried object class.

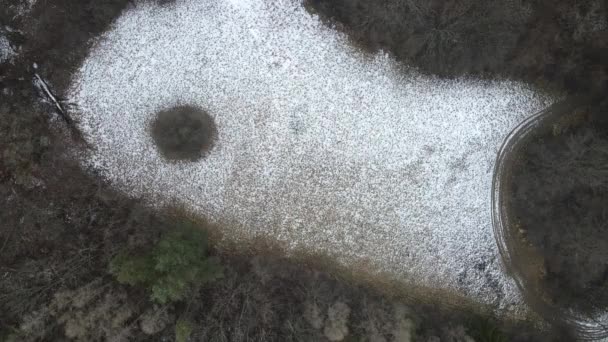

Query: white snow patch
[69,0,554,316]
[0,34,15,64]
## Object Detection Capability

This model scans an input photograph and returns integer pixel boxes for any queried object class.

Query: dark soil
[151,106,217,162]
[508,100,608,315]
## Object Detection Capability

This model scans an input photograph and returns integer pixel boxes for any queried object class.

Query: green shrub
[0,328,20,342]
[109,222,223,304]
[175,318,194,342]
[467,318,507,342]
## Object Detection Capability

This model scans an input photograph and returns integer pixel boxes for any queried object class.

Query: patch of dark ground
[0,0,592,340]
[151,105,218,162]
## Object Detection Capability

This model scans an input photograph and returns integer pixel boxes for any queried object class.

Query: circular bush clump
[150,105,217,161]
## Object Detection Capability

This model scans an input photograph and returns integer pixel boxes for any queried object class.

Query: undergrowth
[109,222,223,304]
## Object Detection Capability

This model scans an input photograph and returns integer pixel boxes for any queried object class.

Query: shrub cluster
[110,222,223,304]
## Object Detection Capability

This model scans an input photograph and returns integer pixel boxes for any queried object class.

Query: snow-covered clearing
[69,0,554,317]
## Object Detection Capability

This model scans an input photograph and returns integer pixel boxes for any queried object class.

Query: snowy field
[68,0,554,316]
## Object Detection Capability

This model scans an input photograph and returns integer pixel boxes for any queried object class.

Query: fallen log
[32,63,91,148]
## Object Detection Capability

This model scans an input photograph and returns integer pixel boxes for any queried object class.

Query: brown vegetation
[306,0,608,94]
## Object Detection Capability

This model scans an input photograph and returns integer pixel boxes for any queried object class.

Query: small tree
[175,318,194,342]
[109,222,223,304]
